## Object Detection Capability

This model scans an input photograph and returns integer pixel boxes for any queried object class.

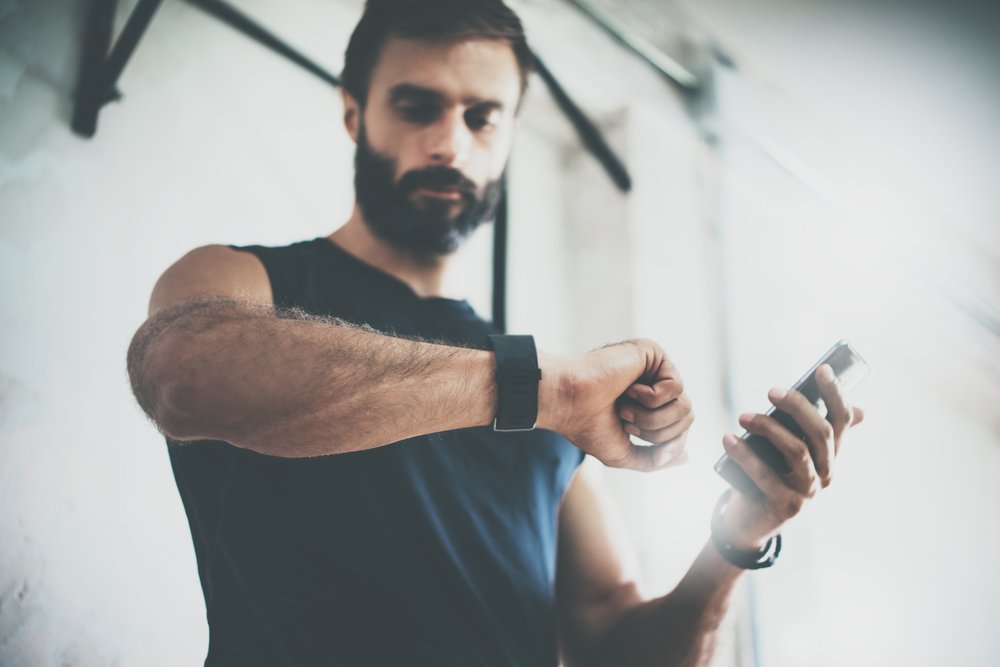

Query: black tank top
[167,238,584,666]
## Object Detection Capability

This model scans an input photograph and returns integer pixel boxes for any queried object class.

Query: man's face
[346,37,522,261]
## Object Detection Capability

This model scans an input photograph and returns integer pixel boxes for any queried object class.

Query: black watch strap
[710,489,782,570]
[488,334,542,432]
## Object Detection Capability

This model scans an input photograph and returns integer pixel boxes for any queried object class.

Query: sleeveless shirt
[166,238,584,666]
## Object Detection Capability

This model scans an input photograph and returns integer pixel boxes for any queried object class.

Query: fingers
[625,377,684,409]
[625,410,695,446]
[739,412,821,496]
[618,394,694,442]
[722,434,805,520]
[609,437,689,472]
[852,406,865,425]
[815,365,852,455]
[764,385,835,488]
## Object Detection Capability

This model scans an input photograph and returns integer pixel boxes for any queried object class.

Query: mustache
[397,166,477,197]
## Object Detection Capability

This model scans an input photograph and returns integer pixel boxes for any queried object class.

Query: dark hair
[341,0,533,107]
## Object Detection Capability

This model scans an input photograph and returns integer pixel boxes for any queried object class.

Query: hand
[540,339,694,471]
[718,364,865,549]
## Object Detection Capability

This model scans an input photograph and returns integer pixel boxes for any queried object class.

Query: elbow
[128,327,211,441]
[155,371,211,441]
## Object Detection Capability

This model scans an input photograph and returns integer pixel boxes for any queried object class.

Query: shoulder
[149,244,272,316]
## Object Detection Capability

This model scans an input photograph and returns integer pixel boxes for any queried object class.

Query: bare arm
[128,244,696,463]
[127,245,504,456]
[129,297,503,455]
[557,368,865,666]
[556,460,741,667]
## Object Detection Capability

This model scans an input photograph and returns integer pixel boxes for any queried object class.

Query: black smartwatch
[487,334,542,432]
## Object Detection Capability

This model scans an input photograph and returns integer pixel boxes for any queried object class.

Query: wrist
[536,351,572,433]
[465,349,502,429]
[720,494,772,551]
[721,523,771,552]
[711,490,782,569]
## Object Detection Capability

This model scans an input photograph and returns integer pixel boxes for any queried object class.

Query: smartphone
[714,340,870,495]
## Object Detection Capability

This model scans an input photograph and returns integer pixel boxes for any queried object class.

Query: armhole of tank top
[228,243,310,310]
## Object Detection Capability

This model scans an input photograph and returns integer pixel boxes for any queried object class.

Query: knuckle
[604,455,626,470]
[795,447,811,469]
[600,446,630,469]
[784,495,804,516]
[786,388,805,405]
[820,420,835,441]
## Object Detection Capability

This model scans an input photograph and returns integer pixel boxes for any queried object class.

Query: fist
[540,339,694,471]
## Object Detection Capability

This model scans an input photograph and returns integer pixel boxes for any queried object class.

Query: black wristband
[710,489,782,570]
[488,334,542,432]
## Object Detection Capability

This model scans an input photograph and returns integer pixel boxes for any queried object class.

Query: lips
[413,187,464,201]
[400,166,477,203]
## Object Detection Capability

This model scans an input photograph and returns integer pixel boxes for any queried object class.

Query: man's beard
[353,126,503,262]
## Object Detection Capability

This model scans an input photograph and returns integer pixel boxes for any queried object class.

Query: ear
[341,88,361,144]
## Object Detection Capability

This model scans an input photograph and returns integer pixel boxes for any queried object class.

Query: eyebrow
[387,83,505,111]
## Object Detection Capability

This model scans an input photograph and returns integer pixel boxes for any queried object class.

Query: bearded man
[127,1,864,665]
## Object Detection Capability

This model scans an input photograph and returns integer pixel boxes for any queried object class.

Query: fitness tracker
[487,334,542,432]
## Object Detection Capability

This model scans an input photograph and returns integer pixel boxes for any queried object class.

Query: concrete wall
[0,1,361,663]
[0,1,725,664]
[3,0,995,665]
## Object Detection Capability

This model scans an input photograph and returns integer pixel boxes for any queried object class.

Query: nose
[423,109,472,168]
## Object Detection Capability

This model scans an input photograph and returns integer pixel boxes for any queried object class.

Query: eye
[397,103,439,124]
[465,107,501,132]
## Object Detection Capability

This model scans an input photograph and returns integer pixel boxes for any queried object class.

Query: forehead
[367,37,522,108]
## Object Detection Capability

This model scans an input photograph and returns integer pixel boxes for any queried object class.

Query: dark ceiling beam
[72,0,632,199]
[71,0,636,327]
[182,0,340,87]
[72,0,164,137]
[532,53,632,193]
[564,0,700,92]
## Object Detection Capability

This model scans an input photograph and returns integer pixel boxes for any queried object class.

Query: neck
[329,205,451,299]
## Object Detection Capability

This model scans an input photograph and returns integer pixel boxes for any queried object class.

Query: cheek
[470,133,514,185]
[487,128,515,173]
[368,131,421,182]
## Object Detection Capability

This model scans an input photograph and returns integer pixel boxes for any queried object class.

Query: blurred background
[1,0,997,665]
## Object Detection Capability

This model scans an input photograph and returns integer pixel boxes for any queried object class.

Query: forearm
[587,541,743,667]
[128,299,529,456]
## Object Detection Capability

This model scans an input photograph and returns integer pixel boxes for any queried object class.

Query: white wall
[0,0,727,664]
[0,1,360,663]
[5,0,994,665]
[682,1,1000,664]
